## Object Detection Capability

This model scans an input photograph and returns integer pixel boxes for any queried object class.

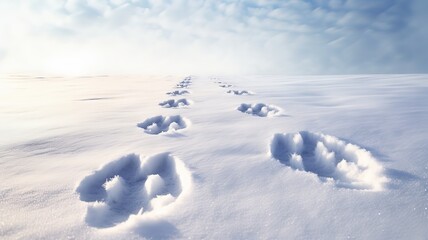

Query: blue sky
[0,0,427,75]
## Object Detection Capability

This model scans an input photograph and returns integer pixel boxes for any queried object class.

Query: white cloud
[0,0,426,75]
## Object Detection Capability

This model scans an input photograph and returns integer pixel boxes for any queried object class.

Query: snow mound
[237,103,282,117]
[75,152,192,228]
[137,115,189,135]
[166,90,190,96]
[227,90,254,95]
[159,98,192,108]
[270,131,389,191]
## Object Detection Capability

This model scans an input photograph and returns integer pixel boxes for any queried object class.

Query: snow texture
[237,103,282,117]
[270,131,389,191]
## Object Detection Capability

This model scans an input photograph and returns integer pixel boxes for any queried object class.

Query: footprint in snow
[182,76,192,82]
[159,98,192,108]
[237,103,282,117]
[176,82,191,88]
[175,77,192,88]
[227,90,254,95]
[137,115,190,135]
[75,152,192,228]
[219,84,233,88]
[166,90,190,96]
[269,131,389,191]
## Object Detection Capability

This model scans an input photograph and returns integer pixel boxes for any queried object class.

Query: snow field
[1,74,427,239]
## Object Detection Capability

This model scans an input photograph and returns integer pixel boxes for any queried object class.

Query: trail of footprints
[76,76,194,231]
[76,76,389,233]
[215,79,388,190]
[139,77,193,135]
[215,80,282,118]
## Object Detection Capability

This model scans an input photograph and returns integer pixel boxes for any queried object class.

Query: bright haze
[1,0,427,75]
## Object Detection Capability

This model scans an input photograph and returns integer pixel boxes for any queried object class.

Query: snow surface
[0,74,428,239]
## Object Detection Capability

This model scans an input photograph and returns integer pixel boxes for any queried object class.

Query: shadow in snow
[385,168,419,181]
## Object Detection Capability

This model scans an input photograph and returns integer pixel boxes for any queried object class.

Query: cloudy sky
[0,0,427,75]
